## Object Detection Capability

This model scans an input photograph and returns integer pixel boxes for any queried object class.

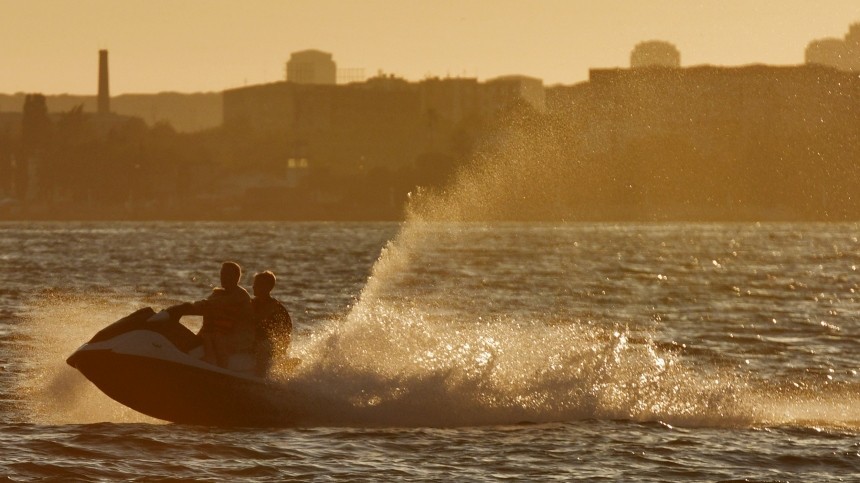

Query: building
[0,113,22,200]
[222,73,546,173]
[286,50,337,85]
[483,75,546,113]
[805,22,860,71]
[630,40,681,68]
[578,64,860,151]
[539,62,860,220]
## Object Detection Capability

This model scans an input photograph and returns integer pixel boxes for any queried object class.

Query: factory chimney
[98,50,110,115]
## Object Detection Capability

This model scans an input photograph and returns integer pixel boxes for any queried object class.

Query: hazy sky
[3,0,860,95]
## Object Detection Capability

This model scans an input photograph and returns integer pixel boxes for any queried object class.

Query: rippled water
[1,221,858,481]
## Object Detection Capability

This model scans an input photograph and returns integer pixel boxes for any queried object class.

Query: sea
[0,219,858,481]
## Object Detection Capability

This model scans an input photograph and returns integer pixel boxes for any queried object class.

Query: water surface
[0,221,858,480]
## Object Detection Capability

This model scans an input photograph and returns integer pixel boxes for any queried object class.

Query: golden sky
[3,0,860,95]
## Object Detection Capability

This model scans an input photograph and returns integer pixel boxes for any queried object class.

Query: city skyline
[3,0,860,96]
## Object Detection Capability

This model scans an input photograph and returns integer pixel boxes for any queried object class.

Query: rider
[251,270,292,376]
[164,261,254,367]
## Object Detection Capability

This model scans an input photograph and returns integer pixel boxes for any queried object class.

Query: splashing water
[15,292,161,424]
[279,119,860,430]
[241,128,772,429]
[286,304,754,427]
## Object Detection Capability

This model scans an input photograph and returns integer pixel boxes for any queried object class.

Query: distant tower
[286,50,337,85]
[21,94,50,202]
[98,49,110,114]
[630,41,681,68]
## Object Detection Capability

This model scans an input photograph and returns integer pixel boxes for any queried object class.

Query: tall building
[21,94,50,202]
[285,50,337,85]
[98,50,110,114]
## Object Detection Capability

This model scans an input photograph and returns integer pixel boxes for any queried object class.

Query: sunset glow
[3,0,860,94]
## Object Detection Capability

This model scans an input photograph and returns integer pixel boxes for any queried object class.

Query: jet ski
[66,307,300,426]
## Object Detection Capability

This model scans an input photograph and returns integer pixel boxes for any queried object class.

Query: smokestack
[98,50,110,115]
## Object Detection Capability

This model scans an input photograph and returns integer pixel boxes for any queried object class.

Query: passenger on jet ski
[252,270,293,376]
[158,261,254,368]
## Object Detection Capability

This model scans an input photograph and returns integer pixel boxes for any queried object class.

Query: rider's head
[220,261,242,288]
[253,271,276,297]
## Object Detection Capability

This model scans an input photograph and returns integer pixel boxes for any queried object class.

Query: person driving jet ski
[152,261,254,368]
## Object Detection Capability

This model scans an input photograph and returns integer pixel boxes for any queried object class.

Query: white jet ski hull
[67,308,299,426]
